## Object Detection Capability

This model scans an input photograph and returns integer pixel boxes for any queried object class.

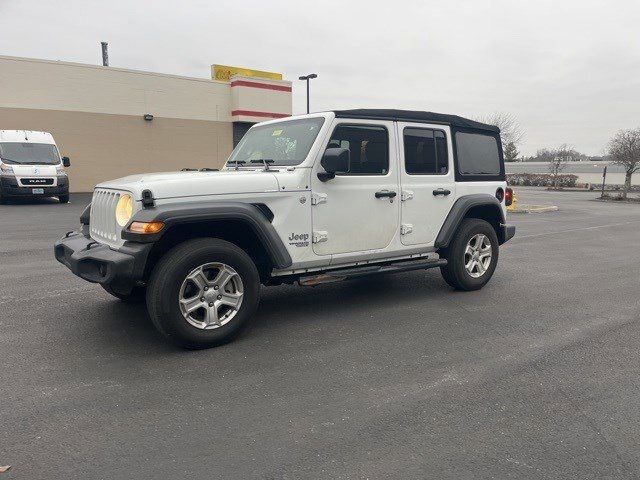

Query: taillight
[504,187,514,207]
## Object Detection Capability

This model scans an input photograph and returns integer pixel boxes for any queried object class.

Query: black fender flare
[122,201,292,269]
[434,194,506,248]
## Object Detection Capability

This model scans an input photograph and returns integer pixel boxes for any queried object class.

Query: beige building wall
[230,75,292,123]
[0,56,235,192]
[1,108,232,192]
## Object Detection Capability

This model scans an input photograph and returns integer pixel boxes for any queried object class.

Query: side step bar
[299,257,447,286]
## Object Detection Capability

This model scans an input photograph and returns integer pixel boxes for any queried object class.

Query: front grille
[90,189,123,246]
[21,178,54,186]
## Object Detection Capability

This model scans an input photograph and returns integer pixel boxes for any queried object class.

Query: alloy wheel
[464,234,492,278]
[178,262,244,329]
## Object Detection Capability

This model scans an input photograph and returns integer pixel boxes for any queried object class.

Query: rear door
[398,122,456,246]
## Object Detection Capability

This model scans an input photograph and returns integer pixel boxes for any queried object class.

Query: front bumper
[1,176,69,197]
[54,232,151,293]
[500,224,516,244]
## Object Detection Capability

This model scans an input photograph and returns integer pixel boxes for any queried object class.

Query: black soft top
[333,109,499,134]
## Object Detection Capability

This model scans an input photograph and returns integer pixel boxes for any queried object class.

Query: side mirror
[318,147,350,182]
[62,157,71,167]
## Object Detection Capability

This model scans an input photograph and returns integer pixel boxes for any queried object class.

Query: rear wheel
[58,194,69,204]
[146,238,260,349]
[439,218,499,291]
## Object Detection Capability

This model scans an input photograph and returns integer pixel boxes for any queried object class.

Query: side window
[455,132,501,175]
[403,128,448,175]
[326,124,389,175]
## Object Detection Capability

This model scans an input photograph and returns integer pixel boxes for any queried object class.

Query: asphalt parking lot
[2,188,640,479]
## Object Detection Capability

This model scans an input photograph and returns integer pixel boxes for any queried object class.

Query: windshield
[227,117,325,167]
[0,142,61,165]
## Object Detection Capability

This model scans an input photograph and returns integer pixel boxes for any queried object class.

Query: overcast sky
[1,0,638,155]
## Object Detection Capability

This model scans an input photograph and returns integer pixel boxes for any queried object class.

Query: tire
[439,218,499,291]
[146,238,260,349]
[102,284,146,303]
[58,194,69,204]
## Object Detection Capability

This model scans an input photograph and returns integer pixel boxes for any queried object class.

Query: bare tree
[548,144,573,189]
[478,112,525,151]
[608,128,640,199]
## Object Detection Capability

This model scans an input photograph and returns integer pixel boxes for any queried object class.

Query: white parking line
[512,220,640,240]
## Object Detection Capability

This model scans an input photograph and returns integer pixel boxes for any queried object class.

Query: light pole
[298,73,317,114]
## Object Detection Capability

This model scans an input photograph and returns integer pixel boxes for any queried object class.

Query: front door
[311,120,399,256]
[398,122,456,246]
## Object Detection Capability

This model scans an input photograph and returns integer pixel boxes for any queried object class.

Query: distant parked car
[0,130,70,203]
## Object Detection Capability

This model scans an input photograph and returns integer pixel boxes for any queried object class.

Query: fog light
[129,221,164,234]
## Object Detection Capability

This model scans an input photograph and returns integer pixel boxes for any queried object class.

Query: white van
[0,130,71,203]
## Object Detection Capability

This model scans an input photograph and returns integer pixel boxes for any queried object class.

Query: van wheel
[439,218,499,291]
[59,195,69,204]
[102,284,146,303]
[146,238,260,349]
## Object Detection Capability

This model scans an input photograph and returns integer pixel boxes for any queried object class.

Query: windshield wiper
[226,160,247,171]
[250,159,275,171]
[1,159,53,165]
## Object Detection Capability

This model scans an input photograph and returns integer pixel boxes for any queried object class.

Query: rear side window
[403,128,448,175]
[327,124,388,175]
[455,132,501,175]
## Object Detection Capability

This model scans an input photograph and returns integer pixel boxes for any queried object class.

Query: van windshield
[0,142,61,165]
[227,117,325,167]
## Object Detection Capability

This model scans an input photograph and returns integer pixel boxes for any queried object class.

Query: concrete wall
[0,56,234,192]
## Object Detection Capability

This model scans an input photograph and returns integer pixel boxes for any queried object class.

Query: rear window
[455,132,501,175]
[403,128,448,175]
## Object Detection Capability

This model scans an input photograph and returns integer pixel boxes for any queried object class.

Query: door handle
[432,188,451,196]
[375,190,397,199]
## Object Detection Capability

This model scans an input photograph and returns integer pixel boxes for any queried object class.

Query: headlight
[56,165,67,175]
[115,194,134,227]
[0,164,13,174]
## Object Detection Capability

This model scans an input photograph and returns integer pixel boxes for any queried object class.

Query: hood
[11,164,58,177]
[96,170,281,200]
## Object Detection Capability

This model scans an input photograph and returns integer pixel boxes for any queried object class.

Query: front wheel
[146,238,260,349]
[58,194,69,204]
[439,218,499,291]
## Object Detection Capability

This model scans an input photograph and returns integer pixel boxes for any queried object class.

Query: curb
[508,205,559,214]
[593,197,640,204]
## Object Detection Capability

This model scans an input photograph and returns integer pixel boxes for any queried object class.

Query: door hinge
[311,193,327,205]
[400,224,413,235]
[401,190,414,202]
[312,231,328,243]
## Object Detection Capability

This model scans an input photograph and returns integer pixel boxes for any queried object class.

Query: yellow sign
[211,64,282,82]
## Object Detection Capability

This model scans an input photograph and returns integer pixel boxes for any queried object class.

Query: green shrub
[506,173,578,187]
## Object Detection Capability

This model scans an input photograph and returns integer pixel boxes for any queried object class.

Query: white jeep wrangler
[55,109,515,349]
